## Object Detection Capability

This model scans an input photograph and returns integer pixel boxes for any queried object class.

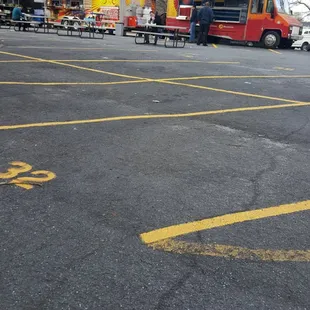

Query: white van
[292,28,310,51]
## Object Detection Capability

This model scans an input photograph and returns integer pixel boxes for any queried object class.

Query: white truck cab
[292,28,310,51]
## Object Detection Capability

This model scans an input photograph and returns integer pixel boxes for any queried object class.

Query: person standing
[12,5,25,31]
[197,1,214,46]
[189,4,197,43]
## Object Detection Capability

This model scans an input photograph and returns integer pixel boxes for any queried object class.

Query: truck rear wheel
[262,31,280,49]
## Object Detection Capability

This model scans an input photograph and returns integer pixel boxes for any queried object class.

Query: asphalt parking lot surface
[1,30,310,310]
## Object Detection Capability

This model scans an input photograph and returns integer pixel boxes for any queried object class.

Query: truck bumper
[289,34,303,41]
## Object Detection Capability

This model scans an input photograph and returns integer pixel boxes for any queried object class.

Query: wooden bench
[132,30,188,48]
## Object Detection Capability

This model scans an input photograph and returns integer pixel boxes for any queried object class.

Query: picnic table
[133,24,189,48]
[10,14,46,32]
[0,12,11,29]
[56,19,104,39]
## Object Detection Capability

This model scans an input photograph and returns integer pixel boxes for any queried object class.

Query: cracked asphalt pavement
[1,30,310,309]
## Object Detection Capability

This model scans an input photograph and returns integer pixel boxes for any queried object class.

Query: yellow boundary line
[1,101,310,131]
[268,49,282,55]
[0,51,147,81]
[1,74,310,86]
[149,239,310,262]
[161,75,310,81]
[1,49,309,106]
[140,200,310,262]
[140,200,310,243]
[160,80,307,104]
[0,80,148,86]
[1,50,309,118]
[0,59,240,64]
[8,46,159,52]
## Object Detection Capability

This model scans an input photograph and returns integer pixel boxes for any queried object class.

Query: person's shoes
[203,44,208,46]
[197,43,201,45]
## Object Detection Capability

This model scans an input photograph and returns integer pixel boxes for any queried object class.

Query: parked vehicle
[292,28,310,51]
[165,0,303,49]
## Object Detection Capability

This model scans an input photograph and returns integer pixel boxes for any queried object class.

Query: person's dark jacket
[154,14,162,25]
[190,8,198,23]
[198,6,214,25]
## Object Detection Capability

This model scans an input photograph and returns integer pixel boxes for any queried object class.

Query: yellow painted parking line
[206,61,239,64]
[268,49,282,54]
[274,66,295,71]
[2,74,308,86]
[140,200,310,262]
[0,51,148,81]
[0,60,36,63]
[0,59,239,64]
[0,80,148,86]
[212,44,218,48]
[149,239,310,262]
[159,80,307,104]
[161,74,310,81]
[140,200,310,243]
[10,46,159,52]
[0,51,307,108]
[1,101,310,131]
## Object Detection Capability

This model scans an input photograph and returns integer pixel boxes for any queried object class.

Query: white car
[61,16,81,30]
[292,29,310,51]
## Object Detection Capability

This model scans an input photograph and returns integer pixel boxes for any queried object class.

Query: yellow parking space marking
[162,74,310,81]
[0,51,307,109]
[0,59,240,64]
[2,74,308,86]
[0,60,36,63]
[140,200,310,262]
[150,239,310,262]
[1,101,310,131]
[268,49,282,54]
[206,61,239,64]
[212,44,218,48]
[159,80,307,104]
[0,51,148,81]
[0,80,148,86]
[0,161,56,190]
[274,66,295,71]
[10,46,159,52]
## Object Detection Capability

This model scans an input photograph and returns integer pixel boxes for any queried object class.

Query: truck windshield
[274,0,290,14]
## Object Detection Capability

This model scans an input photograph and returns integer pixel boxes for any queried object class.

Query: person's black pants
[197,23,210,46]
[14,20,26,31]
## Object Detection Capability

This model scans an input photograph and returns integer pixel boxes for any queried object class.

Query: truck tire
[262,31,280,49]
[301,42,309,51]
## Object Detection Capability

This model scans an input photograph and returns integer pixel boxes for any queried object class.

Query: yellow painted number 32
[0,161,56,190]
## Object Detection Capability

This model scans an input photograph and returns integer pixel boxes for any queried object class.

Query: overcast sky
[291,0,310,12]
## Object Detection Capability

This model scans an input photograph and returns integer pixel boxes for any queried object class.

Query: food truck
[165,0,303,48]
[47,0,155,31]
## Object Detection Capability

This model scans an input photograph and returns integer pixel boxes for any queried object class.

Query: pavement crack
[242,151,277,210]
[155,271,192,310]
[280,110,310,141]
